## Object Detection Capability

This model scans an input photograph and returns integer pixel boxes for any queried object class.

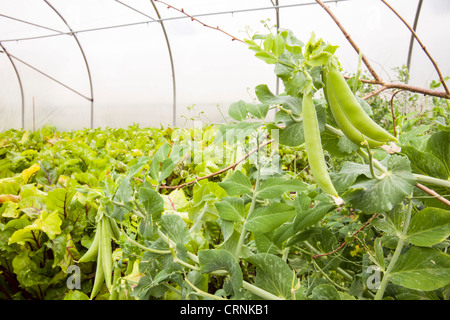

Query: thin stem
[277,105,303,122]
[184,276,228,300]
[112,200,145,218]
[121,229,171,255]
[352,49,363,94]
[312,259,349,292]
[389,89,402,138]
[235,134,262,259]
[414,174,450,189]
[365,144,386,180]
[242,281,284,300]
[374,196,413,300]
[295,244,354,282]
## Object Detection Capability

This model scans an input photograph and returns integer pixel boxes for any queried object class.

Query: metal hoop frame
[0,0,421,129]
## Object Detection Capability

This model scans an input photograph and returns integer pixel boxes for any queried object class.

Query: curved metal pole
[150,0,177,127]
[43,0,95,128]
[270,0,280,95]
[0,42,25,129]
[406,0,423,84]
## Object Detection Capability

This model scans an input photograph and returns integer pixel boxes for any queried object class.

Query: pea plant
[71,28,448,300]
[0,2,449,301]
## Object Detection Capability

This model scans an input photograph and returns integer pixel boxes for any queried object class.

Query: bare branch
[316,0,450,100]
[380,0,449,95]
[153,0,244,43]
[415,183,450,207]
[314,0,383,82]
[159,139,274,189]
[362,85,388,100]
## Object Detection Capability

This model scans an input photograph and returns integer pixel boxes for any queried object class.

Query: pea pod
[326,64,397,143]
[101,217,113,291]
[90,218,104,299]
[109,265,121,300]
[302,92,343,204]
[108,217,121,241]
[323,70,385,148]
[78,226,99,263]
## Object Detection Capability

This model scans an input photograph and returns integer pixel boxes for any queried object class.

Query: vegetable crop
[0,28,449,301]
[324,63,397,144]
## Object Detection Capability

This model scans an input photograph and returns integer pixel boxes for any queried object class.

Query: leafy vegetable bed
[1,30,449,301]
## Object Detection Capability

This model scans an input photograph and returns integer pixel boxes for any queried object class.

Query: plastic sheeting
[1,0,449,131]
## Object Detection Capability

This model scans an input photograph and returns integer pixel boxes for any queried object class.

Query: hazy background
[1,0,449,131]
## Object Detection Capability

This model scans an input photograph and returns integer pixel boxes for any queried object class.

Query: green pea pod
[108,217,121,241]
[90,218,104,299]
[303,92,343,204]
[109,265,121,300]
[78,226,99,263]
[101,217,113,291]
[323,70,385,148]
[326,64,397,143]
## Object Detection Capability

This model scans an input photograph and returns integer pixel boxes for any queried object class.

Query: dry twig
[153,0,244,43]
[315,0,450,100]
[313,213,379,259]
[159,139,274,189]
[415,183,450,207]
[380,0,449,95]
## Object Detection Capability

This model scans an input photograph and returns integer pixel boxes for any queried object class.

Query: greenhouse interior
[0,0,449,302]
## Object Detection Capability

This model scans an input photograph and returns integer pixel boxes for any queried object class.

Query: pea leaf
[279,122,304,147]
[311,284,341,300]
[246,103,269,120]
[426,130,450,175]
[244,203,296,233]
[254,232,283,255]
[406,207,450,246]
[216,121,262,145]
[159,214,190,245]
[272,34,285,58]
[228,100,248,121]
[294,202,335,232]
[256,177,307,199]
[255,84,302,116]
[198,249,243,298]
[218,170,253,196]
[343,155,416,214]
[280,29,304,54]
[245,253,299,299]
[389,247,450,291]
[137,187,164,238]
[127,156,151,179]
[371,204,405,236]
[255,52,278,64]
[401,146,448,180]
[149,142,170,182]
[330,161,373,193]
[111,177,134,220]
[214,197,245,222]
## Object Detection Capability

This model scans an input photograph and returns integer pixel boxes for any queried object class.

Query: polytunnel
[1,0,450,303]
[1,0,449,131]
